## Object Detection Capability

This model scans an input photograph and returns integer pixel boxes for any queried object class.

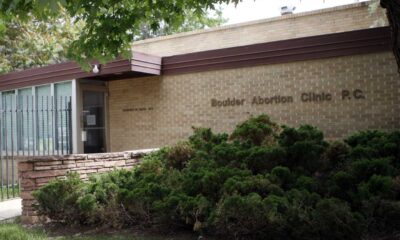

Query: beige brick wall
[108,52,400,152]
[131,2,387,57]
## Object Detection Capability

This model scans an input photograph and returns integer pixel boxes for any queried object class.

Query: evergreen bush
[33,115,400,239]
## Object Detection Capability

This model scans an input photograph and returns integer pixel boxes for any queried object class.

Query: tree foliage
[1,1,398,71]
[137,7,227,40]
[0,0,240,66]
[379,0,400,72]
[0,12,83,74]
[0,4,226,73]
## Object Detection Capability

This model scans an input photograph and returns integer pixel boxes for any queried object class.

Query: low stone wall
[17,149,156,224]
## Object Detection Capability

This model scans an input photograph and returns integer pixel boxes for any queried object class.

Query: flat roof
[133,2,373,46]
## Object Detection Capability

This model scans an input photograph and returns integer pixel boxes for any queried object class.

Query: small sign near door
[86,115,96,126]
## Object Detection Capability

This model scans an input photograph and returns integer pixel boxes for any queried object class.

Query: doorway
[82,90,106,153]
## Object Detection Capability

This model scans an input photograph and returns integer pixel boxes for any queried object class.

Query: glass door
[82,90,105,153]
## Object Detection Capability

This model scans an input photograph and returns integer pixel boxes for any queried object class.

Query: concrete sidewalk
[0,198,21,221]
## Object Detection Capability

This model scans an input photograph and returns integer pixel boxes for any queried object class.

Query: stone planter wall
[17,149,156,224]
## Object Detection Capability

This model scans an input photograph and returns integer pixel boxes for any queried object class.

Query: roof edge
[132,1,373,46]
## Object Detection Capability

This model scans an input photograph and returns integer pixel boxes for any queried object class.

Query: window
[0,82,73,155]
[55,82,72,98]
[55,82,72,153]
[17,88,33,151]
[1,91,16,151]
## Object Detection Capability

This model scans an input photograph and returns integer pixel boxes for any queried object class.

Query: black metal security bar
[0,95,72,201]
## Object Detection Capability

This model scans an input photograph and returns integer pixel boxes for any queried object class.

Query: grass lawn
[0,224,46,240]
[0,224,197,240]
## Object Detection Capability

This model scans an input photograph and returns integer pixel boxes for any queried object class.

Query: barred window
[0,82,73,156]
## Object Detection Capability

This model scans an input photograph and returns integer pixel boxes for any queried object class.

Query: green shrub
[180,166,251,201]
[327,171,356,201]
[153,193,212,231]
[358,175,394,199]
[212,193,283,239]
[33,114,400,239]
[346,130,387,149]
[82,170,134,227]
[270,166,292,188]
[387,131,400,168]
[345,130,400,160]
[244,146,286,174]
[230,114,280,146]
[118,170,169,226]
[351,158,394,181]
[33,172,84,224]
[294,176,318,192]
[371,200,400,232]
[312,198,365,240]
[280,190,320,240]
[278,125,328,174]
[165,142,194,170]
[222,175,273,197]
[189,127,228,153]
[393,175,400,198]
[322,141,351,171]
[211,142,244,167]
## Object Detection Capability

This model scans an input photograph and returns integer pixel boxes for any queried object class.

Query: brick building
[0,2,399,154]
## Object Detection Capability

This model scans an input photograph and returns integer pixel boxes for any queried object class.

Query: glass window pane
[17,88,33,152]
[54,82,72,153]
[18,88,32,96]
[55,82,72,98]
[0,82,73,155]
[1,91,15,106]
[35,85,51,153]
[35,85,51,96]
[1,91,16,151]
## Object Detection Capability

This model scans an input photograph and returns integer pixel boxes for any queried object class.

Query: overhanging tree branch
[380,0,400,72]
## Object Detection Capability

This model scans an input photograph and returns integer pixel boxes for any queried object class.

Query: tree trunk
[380,0,400,72]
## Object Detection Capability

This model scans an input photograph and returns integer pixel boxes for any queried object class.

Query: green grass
[0,224,195,240]
[0,224,46,240]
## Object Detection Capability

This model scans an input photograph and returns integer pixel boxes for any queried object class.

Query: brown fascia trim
[0,27,391,91]
[162,27,391,75]
[0,52,161,91]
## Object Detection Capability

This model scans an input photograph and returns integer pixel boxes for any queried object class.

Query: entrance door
[82,90,106,153]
